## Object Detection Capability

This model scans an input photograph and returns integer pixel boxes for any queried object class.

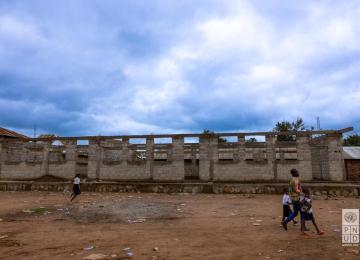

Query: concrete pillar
[296,135,313,181]
[172,136,185,180]
[199,136,210,181]
[88,140,101,180]
[266,135,276,180]
[199,135,217,181]
[63,140,76,160]
[191,145,197,175]
[327,134,345,181]
[63,140,77,178]
[40,141,50,177]
[237,135,245,161]
[199,136,209,181]
[146,138,154,180]
[210,136,218,180]
[121,138,129,162]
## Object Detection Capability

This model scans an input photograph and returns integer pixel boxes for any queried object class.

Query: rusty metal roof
[0,127,28,138]
[343,147,360,160]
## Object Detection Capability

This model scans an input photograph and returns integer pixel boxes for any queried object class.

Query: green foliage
[202,129,212,134]
[291,118,306,131]
[246,137,257,143]
[343,134,360,146]
[202,129,227,142]
[273,118,305,141]
[22,207,48,215]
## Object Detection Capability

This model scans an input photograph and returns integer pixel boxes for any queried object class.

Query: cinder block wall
[47,141,76,179]
[88,139,150,180]
[212,136,274,181]
[152,137,185,181]
[0,131,347,182]
[0,142,43,179]
[0,141,76,180]
[276,136,313,181]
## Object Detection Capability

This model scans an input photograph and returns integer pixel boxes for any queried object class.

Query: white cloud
[247,65,293,83]
[0,15,42,41]
[88,112,188,135]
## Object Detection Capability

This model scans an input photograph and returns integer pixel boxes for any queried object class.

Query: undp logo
[342,209,359,246]
[344,212,358,224]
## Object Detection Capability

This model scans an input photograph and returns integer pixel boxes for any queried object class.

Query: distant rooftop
[0,127,28,138]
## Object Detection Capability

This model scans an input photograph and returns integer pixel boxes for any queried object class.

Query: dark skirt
[301,212,314,221]
[73,184,81,195]
[283,205,293,220]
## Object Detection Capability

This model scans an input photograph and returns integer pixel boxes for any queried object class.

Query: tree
[246,137,257,143]
[273,118,305,141]
[343,134,360,146]
[202,129,227,142]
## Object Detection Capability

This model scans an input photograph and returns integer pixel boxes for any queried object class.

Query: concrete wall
[213,137,274,181]
[47,141,76,179]
[0,141,77,180]
[275,136,313,181]
[152,137,185,181]
[310,134,344,181]
[0,142,43,179]
[88,139,149,181]
[0,132,346,182]
[327,135,345,181]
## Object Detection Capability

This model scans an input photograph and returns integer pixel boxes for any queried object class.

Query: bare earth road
[0,191,359,260]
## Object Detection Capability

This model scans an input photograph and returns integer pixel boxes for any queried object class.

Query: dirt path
[0,192,359,259]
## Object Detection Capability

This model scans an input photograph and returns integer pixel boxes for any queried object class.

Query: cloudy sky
[0,0,359,137]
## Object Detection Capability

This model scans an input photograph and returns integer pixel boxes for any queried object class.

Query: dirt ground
[0,191,359,260]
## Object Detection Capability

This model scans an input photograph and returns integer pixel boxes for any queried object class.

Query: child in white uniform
[70,174,81,202]
[282,188,298,225]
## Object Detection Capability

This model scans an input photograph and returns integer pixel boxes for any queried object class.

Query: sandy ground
[0,191,359,260]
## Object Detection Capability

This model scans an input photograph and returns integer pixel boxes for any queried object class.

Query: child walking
[282,188,298,225]
[300,188,324,235]
[70,174,81,202]
[282,169,302,230]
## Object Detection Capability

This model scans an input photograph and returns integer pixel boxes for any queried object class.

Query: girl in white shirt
[70,174,81,202]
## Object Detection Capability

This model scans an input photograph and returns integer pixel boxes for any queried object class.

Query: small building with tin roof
[343,147,360,181]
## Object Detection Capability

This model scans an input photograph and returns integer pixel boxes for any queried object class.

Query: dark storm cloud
[0,0,359,136]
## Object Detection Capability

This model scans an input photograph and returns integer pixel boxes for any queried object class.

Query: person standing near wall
[281,169,302,230]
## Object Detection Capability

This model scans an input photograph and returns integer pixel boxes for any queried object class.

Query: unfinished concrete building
[0,128,352,182]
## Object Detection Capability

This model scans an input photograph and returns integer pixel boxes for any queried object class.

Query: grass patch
[31,207,47,214]
[22,207,48,215]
